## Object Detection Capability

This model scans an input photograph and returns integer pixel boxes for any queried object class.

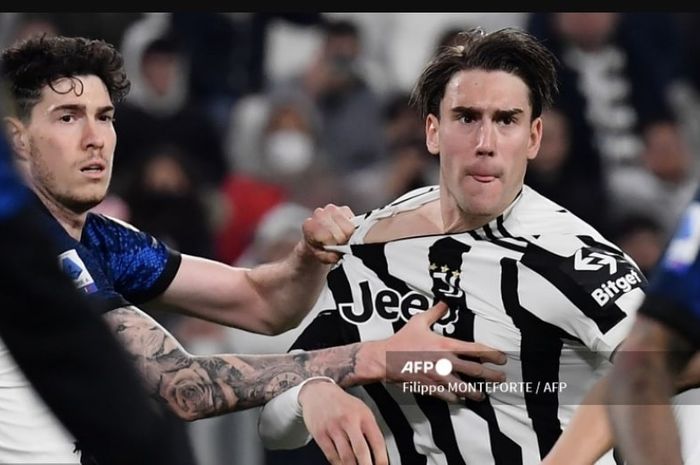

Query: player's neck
[33,187,87,240]
[439,199,499,234]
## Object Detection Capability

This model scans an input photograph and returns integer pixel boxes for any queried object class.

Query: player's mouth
[471,174,497,183]
[467,170,499,183]
[80,161,107,179]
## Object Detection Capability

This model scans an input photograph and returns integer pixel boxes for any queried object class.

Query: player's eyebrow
[450,106,524,119]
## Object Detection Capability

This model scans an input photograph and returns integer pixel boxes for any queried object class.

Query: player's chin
[463,195,503,218]
[67,191,108,213]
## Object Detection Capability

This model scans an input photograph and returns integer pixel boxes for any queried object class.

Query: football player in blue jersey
[0,34,505,464]
[0,80,192,464]
[542,190,700,465]
[608,193,700,465]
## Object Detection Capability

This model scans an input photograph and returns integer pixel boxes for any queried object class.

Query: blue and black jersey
[640,187,700,346]
[36,200,181,314]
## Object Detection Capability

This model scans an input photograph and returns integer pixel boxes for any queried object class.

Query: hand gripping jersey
[0,201,181,462]
[277,185,646,465]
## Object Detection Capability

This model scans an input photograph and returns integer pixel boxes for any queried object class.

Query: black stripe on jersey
[352,243,411,294]
[501,258,567,458]
[353,239,475,463]
[425,238,521,465]
[423,238,476,465]
[520,243,627,334]
[463,395,524,464]
[291,266,363,350]
[328,262,373,324]
[469,230,483,241]
[482,224,528,253]
[351,243,411,333]
[389,186,437,207]
[326,257,429,464]
[428,244,522,465]
[577,235,623,257]
[363,384,428,465]
[496,215,512,238]
[414,396,467,465]
[288,309,354,352]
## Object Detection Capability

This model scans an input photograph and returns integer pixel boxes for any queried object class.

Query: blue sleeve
[640,189,700,345]
[83,215,182,305]
[0,132,29,220]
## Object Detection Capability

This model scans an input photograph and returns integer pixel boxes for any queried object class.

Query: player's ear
[527,116,542,161]
[426,114,440,156]
[4,116,30,160]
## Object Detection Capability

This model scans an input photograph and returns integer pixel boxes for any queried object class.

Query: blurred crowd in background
[1,12,700,465]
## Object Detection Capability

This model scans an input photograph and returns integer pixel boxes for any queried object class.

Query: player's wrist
[297,376,337,409]
[355,340,388,383]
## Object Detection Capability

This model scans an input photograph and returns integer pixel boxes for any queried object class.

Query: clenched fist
[300,204,356,264]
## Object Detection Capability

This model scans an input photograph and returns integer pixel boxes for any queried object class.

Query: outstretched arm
[104,305,370,420]
[542,315,700,465]
[541,376,612,465]
[108,302,507,421]
[607,315,695,465]
[159,204,357,335]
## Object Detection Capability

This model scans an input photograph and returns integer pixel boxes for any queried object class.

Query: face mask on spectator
[264,130,314,175]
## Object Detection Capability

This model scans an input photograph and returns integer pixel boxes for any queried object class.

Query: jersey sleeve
[84,215,182,304]
[519,235,647,356]
[0,133,29,220]
[639,193,700,346]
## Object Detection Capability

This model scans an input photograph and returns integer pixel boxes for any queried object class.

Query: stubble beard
[30,144,107,214]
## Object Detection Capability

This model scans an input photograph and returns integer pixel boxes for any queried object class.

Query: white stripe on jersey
[301,185,648,465]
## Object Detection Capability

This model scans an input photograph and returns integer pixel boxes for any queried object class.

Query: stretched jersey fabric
[0,200,181,462]
[288,185,645,465]
[639,186,700,346]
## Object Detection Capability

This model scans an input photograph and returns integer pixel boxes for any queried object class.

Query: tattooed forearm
[104,306,363,420]
[220,345,361,411]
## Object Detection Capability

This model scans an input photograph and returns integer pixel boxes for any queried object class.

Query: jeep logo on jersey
[337,281,431,324]
[561,245,647,308]
[58,249,98,294]
[335,236,467,333]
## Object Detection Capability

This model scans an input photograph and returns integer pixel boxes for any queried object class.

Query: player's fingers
[362,417,389,465]
[329,427,359,465]
[315,432,343,465]
[323,216,354,244]
[418,301,448,325]
[450,358,505,383]
[347,424,373,465]
[424,372,485,402]
[337,205,356,219]
[313,250,344,264]
[450,341,507,365]
[428,386,460,403]
[413,376,459,402]
[331,208,358,238]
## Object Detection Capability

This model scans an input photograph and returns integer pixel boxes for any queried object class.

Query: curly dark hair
[411,27,559,121]
[0,34,130,120]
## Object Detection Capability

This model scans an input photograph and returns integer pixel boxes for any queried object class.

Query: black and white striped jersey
[290,185,646,465]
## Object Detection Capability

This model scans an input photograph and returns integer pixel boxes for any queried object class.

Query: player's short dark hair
[411,27,558,121]
[0,34,130,120]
